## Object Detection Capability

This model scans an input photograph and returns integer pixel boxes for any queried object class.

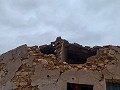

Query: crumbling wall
[30,45,120,90]
[0,38,120,90]
[63,43,99,64]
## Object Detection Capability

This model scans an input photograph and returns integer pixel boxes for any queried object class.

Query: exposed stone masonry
[0,37,120,90]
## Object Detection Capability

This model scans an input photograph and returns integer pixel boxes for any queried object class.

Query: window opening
[67,83,93,90]
[106,80,120,90]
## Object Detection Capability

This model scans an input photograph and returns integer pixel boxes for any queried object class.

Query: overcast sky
[0,0,120,53]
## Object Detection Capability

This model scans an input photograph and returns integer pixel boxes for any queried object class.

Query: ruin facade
[0,37,120,90]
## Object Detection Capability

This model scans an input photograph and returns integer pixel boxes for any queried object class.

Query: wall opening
[106,79,120,90]
[40,45,55,55]
[67,83,93,90]
[65,44,99,64]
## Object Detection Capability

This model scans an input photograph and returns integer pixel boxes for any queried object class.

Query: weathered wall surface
[0,45,40,90]
[30,46,120,90]
[0,38,120,90]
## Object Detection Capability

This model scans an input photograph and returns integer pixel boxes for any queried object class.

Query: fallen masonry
[0,37,120,90]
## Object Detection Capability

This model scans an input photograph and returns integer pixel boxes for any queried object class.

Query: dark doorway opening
[67,83,93,90]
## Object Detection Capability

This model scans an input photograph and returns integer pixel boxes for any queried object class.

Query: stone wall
[0,38,120,90]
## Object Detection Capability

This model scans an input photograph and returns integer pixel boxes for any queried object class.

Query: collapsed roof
[0,37,120,90]
[26,37,118,71]
[0,37,119,72]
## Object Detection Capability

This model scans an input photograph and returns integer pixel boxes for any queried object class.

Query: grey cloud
[15,30,58,45]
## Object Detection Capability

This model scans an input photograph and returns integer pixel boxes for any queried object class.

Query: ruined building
[0,37,120,90]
